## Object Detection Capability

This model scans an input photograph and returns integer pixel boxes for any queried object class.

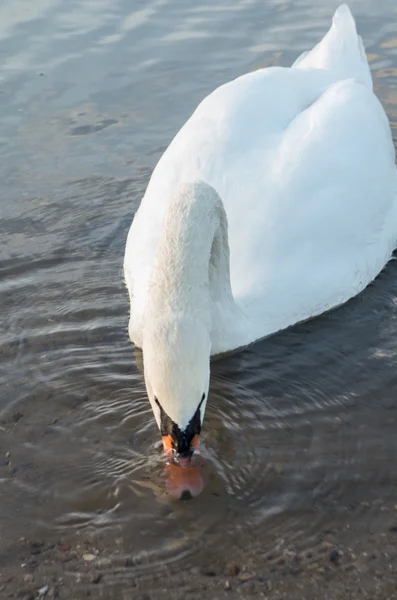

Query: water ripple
[1,0,397,590]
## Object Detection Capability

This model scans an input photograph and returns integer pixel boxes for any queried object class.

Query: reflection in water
[164,461,205,500]
[1,0,397,591]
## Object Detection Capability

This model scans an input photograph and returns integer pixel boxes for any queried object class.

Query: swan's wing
[125,5,371,292]
[232,78,397,336]
[293,5,372,90]
[124,67,331,304]
[125,5,397,344]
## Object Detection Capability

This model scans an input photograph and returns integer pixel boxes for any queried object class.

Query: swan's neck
[146,182,237,347]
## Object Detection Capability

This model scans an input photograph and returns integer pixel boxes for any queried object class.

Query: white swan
[124,5,397,458]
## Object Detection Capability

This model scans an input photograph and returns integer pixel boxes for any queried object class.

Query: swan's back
[125,5,397,349]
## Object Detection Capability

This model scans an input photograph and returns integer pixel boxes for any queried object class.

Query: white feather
[124,5,397,429]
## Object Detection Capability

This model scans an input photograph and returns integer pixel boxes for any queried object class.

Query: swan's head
[142,314,210,459]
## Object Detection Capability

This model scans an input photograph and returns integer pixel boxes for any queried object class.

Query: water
[1,0,397,596]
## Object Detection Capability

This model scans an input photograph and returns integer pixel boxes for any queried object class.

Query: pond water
[1,0,397,597]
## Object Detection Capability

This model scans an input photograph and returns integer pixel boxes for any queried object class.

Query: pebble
[83,554,96,562]
[38,585,49,597]
[237,572,255,582]
[329,548,341,565]
[224,562,240,577]
[224,580,231,591]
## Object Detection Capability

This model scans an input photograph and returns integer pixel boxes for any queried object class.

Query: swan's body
[124,5,397,459]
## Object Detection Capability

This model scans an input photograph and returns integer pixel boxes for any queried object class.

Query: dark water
[1,0,397,594]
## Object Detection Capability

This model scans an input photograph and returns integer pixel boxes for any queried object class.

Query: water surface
[1,0,397,596]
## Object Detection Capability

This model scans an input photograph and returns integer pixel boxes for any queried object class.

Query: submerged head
[143,315,211,460]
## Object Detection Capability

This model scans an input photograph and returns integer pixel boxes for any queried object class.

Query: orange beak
[162,435,174,458]
[162,434,200,459]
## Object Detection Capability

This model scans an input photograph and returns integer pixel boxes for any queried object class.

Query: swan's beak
[162,433,200,462]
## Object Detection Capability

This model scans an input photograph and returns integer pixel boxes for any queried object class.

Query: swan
[124,5,397,460]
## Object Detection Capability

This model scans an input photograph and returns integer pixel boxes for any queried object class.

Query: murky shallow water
[1,0,397,595]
